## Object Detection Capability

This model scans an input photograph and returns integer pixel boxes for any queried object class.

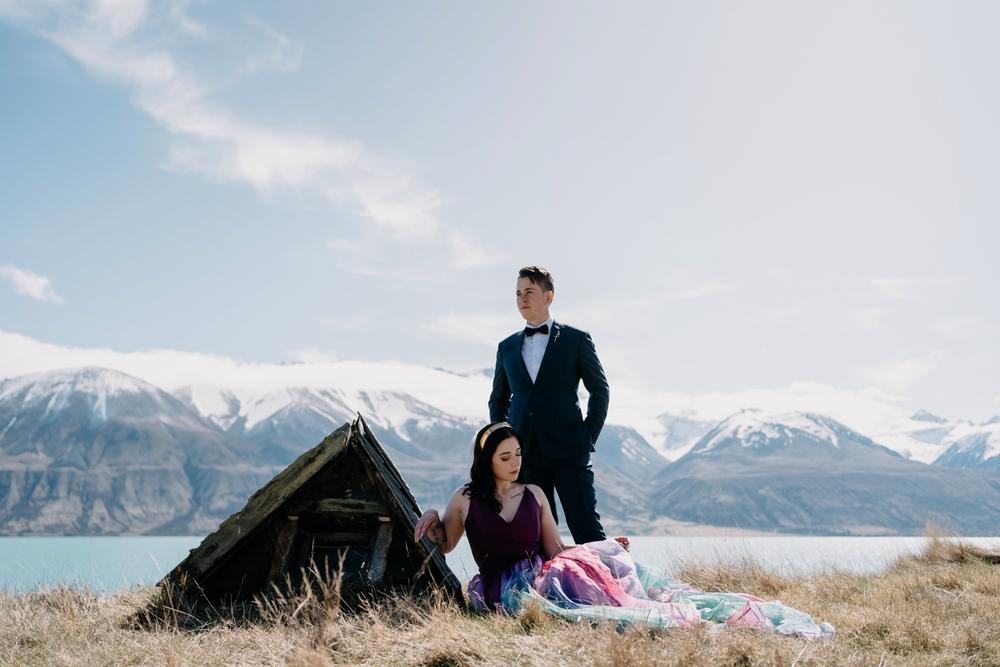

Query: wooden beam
[307,498,390,515]
[314,532,371,544]
[266,516,300,586]
[367,521,393,584]
[351,417,462,594]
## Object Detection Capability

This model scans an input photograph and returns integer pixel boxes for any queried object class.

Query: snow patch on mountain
[938,422,1000,463]
[0,367,164,421]
[173,382,479,445]
[694,410,846,453]
[240,388,352,431]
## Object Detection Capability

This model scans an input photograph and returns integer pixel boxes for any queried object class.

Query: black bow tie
[524,324,549,337]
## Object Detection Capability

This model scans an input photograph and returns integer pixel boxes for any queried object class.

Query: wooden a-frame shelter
[162,415,462,604]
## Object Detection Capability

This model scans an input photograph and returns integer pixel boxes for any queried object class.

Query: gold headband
[479,422,512,449]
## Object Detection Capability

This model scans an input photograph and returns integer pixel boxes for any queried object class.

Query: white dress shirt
[521,317,554,384]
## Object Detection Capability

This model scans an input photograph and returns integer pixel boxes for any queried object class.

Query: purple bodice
[464,490,542,609]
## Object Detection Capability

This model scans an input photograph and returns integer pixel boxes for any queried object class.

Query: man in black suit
[488,266,609,544]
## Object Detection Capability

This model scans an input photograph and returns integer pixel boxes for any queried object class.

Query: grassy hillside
[1,537,998,666]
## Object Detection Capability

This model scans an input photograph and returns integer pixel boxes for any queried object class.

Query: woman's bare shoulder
[524,484,548,505]
[449,486,472,506]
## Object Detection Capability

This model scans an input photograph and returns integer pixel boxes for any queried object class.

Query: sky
[1,1,998,422]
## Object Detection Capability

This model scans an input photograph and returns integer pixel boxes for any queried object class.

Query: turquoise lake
[3,535,1000,593]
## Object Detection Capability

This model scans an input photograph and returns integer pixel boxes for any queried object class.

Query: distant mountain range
[652,411,1000,535]
[1,366,999,536]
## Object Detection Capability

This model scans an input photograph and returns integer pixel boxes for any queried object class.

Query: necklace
[496,487,524,503]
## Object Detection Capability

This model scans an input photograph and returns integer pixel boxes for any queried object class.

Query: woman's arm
[413,488,468,554]
[527,485,566,559]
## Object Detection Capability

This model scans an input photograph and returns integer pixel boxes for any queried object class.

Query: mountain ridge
[2,367,999,536]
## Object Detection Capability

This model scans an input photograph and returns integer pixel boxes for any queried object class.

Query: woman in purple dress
[414,422,835,637]
[414,421,563,609]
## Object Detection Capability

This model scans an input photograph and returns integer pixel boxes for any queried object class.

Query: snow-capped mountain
[686,409,896,458]
[170,382,667,511]
[933,421,1000,471]
[873,411,1000,468]
[0,367,667,533]
[652,412,716,460]
[0,367,234,467]
[4,366,1000,536]
[868,410,960,463]
[652,409,1000,535]
[0,368,272,535]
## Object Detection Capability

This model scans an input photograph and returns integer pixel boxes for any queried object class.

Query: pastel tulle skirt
[468,540,835,638]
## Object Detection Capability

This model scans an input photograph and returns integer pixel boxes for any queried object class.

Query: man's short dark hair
[518,266,554,293]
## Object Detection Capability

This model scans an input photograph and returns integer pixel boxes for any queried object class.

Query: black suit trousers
[520,434,606,544]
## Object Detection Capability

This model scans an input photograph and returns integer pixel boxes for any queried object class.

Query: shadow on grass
[127,553,471,639]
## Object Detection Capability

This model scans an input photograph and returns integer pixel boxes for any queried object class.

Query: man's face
[516,276,553,325]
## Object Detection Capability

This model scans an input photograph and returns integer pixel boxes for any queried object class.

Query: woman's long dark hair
[463,421,520,513]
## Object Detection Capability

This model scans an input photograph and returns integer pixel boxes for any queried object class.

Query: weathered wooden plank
[266,516,299,586]
[305,498,390,515]
[312,532,372,544]
[366,521,393,583]
[351,416,461,593]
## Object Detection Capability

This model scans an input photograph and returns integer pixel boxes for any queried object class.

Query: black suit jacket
[488,321,610,462]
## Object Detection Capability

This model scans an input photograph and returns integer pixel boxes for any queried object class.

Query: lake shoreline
[5,534,1000,594]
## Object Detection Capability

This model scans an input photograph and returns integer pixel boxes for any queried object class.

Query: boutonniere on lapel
[552,328,561,342]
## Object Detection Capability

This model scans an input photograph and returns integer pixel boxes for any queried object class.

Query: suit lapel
[532,321,562,386]
[512,330,533,386]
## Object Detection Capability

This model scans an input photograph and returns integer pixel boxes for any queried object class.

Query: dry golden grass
[2,536,998,666]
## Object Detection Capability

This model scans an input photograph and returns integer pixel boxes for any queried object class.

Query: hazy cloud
[448,231,496,270]
[932,316,988,340]
[858,351,946,391]
[423,312,513,347]
[0,328,935,454]
[854,306,888,331]
[0,328,491,420]
[671,280,732,301]
[0,265,64,303]
[869,276,913,299]
[240,17,304,74]
[291,347,339,364]
[2,0,441,241]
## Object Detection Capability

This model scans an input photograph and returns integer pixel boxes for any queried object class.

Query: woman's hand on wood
[414,509,441,542]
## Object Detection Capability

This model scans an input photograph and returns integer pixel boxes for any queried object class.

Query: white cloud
[291,347,339,364]
[0,328,490,420]
[326,238,435,282]
[670,281,732,301]
[448,231,496,269]
[854,306,888,330]
[932,316,990,340]
[167,1,207,37]
[604,379,933,460]
[240,17,303,74]
[869,276,913,299]
[0,265,64,303]
[423,312,514,347]
[745,306,807,327]
[857,351,945,392]
[868,275,964,300]
[2,1,440,241]
[319,309,380,331]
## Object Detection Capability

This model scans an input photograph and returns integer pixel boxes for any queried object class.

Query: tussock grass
[2,536,998,666]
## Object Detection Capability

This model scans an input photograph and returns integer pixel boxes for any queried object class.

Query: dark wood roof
[163,414,461,602]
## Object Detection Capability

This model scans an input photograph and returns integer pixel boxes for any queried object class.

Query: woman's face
[491,436,522,482]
